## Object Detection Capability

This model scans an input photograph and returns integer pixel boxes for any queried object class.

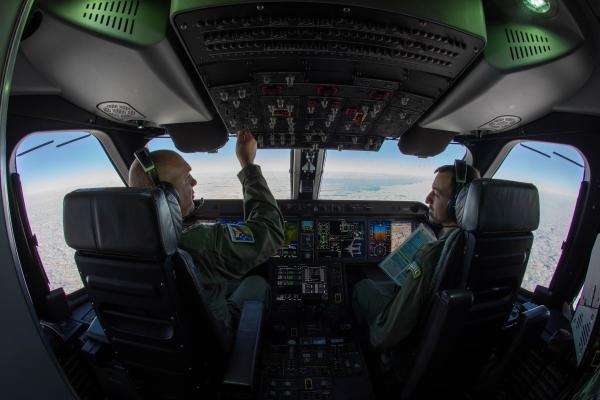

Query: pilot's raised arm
[180,134,285,282]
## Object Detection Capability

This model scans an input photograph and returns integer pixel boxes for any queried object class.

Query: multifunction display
[317,220,365,259]
[391,222,413,252]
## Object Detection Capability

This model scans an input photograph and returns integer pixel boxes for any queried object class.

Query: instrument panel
[189,199,426,263]
[193,217,414,262]
[276,219,414,262]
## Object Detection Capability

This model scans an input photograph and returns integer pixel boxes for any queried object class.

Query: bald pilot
[129,132,284,348]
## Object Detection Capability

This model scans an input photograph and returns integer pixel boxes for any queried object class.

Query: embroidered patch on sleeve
[227,223,255,243]
[407,261,422,280]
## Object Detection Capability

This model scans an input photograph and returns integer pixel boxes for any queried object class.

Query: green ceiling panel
[41,0,170,46]
[485,23,578,69]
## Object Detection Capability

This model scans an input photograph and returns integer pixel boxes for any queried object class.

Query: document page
[378,224,436,286]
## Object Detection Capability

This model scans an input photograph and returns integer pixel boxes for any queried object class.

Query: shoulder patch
[227,223,255,243]
[407,261,422,280]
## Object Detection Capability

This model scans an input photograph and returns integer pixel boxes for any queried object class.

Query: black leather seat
[63,187,241,398]
[399,178,540,399]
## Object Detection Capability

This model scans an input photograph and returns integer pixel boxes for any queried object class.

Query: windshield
[320,140,467,202]
[148,137,291,199]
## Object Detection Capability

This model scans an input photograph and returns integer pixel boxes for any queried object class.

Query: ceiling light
[523,0,552,14]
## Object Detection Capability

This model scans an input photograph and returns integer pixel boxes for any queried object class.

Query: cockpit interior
[3,0,600,399]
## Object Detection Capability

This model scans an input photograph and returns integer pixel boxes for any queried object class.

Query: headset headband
[134,148,161,186]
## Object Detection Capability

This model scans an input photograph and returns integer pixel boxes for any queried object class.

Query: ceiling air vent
[505,27,551,61]
[82,1,140,35]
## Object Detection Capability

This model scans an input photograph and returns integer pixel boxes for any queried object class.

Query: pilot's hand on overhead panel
[236,131,257,169]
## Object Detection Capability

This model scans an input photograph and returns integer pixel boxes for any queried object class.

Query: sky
[15,131,585,201]
[494,141,585,196]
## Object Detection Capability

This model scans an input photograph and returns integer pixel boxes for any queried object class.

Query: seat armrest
[222,300,264,391]
[85,316,109,344]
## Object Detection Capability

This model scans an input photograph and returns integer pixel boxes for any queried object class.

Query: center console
[189,200,427,399]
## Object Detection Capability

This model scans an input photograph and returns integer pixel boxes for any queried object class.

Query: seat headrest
[64,187,182,258]
[456,179,540,233]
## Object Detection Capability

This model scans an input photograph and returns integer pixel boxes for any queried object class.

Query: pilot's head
[128,150,197,217]
[425,163,480,226]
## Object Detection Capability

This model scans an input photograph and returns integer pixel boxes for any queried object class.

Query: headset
[134,148,180,203]
[447,159,474,220]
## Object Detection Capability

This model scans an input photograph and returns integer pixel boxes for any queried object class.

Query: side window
[15,132,124,294]
[493,141,585,291]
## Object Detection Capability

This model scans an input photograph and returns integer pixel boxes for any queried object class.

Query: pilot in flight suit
[352,162,479,350]
[179,162,284,343]
[129,132,284,347]
[353,229,458,349]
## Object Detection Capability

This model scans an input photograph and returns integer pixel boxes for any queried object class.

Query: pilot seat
[386,179,543,399]
[63,187,264,399]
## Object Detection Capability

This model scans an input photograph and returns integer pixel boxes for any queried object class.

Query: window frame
[485,139,589,295]
[9,129,127,304]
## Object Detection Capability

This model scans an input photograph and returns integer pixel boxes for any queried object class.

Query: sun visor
[398,127,455,157]
[166,121,229,153]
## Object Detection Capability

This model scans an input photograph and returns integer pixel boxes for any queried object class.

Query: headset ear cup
[159,182,180,204]
[447,197,456,220]
[158,183,182,241]
[454,186,469,226]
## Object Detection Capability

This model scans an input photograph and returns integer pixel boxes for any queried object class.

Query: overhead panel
[172,1,486,151]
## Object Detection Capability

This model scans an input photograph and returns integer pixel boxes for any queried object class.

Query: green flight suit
[179,164,284,346]
[573,366,600,400]
[353,228,458,350]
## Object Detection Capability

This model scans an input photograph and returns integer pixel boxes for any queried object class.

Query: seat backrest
[64,187,227,398]
[401,179,540,398]
[456,179,539,346]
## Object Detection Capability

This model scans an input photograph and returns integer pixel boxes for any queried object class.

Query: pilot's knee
[352,279,374,320]
[353,279,373,302]
[245,275,270,297]
[233,275,271,308]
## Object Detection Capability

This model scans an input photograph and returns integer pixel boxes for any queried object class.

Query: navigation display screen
[368,221,391,258]
[391,222,413,252]
[274,221,299,258]
[317,220,365,259]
